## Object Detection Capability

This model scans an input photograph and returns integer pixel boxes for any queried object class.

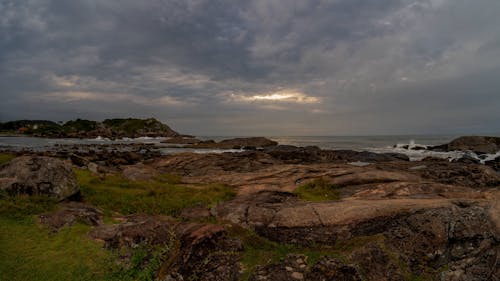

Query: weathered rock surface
[90,214,243,281]
[39,202,103,231]
[0,156,80,200]
[154,152,500,197]
[215,191,500,280]
[122,163,159,181]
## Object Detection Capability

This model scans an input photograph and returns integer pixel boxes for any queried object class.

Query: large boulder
[0,156,80,200]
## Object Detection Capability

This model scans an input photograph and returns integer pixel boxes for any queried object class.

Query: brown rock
[39,202,102,231]
[306,257,362,281]
[122,163,159,181]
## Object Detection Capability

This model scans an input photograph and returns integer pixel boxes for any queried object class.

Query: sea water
[1,134,499,162]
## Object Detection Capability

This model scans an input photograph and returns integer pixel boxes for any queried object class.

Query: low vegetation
[294,177,341,201]
[0,118,177,137]
[75,169,235,217]
[0,167,236,281]
[0,153,16,165]
[0,193,172,281]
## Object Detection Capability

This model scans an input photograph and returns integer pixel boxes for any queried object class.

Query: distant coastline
[0,118,179,139]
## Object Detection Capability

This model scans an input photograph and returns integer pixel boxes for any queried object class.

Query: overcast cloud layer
[1,0,500,135]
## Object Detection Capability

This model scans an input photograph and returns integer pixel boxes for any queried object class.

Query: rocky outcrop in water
[186,137,278,149]
[430,136,500,154]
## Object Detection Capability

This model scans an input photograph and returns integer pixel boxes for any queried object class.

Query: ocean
[1,135,499,162]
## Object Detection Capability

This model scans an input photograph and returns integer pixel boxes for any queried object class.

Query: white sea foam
[374,140,499,163]
[93,136,111,141]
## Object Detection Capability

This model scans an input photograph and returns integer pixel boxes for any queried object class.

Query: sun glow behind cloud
[229,89,319,104]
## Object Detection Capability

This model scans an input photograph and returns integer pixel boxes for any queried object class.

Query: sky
[1,0,500,136]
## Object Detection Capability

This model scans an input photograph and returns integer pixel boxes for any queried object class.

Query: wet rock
[161,137,202,145]
[39,202,102,231]
[0,156,80,200]
[485,156,500,171]
[452,154,480,164]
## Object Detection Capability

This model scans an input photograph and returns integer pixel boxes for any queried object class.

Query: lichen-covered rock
[0,156,80,200]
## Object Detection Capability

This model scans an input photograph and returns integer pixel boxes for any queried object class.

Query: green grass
[0,191,57,219]
[0,153,16,165]
[0,216,172,281]
[76,169,236,217]
[294,177,341,202]
[0,191,174,281]
[0,217,116,281]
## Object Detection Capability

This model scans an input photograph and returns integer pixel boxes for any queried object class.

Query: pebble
[291,272,304,280]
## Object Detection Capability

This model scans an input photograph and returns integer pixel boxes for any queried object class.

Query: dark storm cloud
[1,0,500,135]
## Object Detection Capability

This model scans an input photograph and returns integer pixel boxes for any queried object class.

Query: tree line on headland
[0,118,179,139]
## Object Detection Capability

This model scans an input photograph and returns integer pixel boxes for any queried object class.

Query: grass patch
[75,169,235,216]
[294,177,340,202]
[226,225,295,280]
[0,192,172,281]
[0,217,116,281]
[0,191,57,219]
[0,153,15,165]
[0,216,170,281]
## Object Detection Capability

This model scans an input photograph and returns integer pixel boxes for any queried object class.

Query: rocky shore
[1,135,499,280]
